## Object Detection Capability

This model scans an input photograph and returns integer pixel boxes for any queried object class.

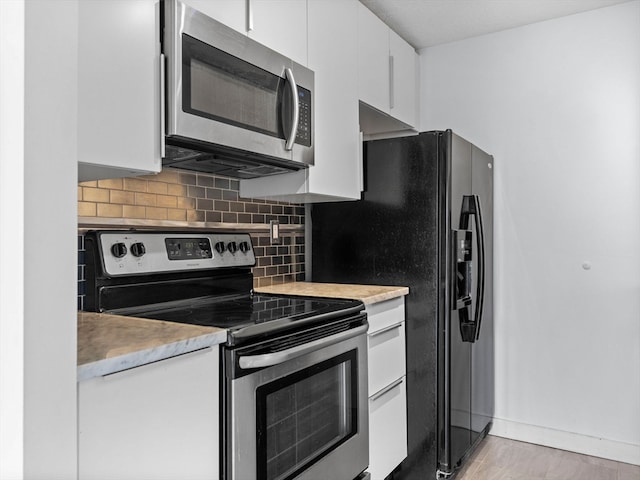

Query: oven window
[181,34,285,140]
[256,351,358,480]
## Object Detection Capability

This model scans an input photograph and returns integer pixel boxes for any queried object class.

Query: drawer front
[368,376,408,480]
[366,297,405,334]
[368,321,405,395]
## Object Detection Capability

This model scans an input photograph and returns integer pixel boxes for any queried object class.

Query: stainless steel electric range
[83,230,369,480]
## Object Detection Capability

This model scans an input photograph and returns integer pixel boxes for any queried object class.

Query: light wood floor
[456,435,640,480]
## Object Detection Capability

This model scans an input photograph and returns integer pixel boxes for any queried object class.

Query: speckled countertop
[78,282,407,380]
[255,282,409,305]
[77,312,226,381]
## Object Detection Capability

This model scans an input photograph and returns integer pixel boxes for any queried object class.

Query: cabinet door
[239,0,362,202]
[248,0,308,66]
[77,0,161,181]
[389,30,418,128]
[357,2,389,112]
[357,3,418,136]
[183,0,246,34]
[306,0,361,199]
[78,347,220,480]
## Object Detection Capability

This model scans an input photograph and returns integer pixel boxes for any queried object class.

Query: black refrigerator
[311,130,494,479]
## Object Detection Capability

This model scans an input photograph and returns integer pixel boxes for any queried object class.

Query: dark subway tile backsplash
[78,169,305,311]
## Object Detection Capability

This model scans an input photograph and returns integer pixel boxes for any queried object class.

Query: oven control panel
[98,232,256,276]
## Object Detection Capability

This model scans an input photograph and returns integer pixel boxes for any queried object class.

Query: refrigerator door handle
[460,195,486,341]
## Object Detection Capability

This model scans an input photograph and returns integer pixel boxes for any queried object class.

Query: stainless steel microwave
[161,0,314,178]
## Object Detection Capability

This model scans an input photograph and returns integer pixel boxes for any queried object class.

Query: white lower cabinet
[78,347,220,480]
[366,297,408,480]
[369,376,408,480]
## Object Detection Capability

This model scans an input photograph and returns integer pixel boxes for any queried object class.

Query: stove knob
[214,241,226,254]
[131,242,146,257]
[110,242,127,258]
[227,241,238,254]
[239,241,250,253]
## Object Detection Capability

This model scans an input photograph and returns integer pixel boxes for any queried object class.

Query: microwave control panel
[296,87,312,147]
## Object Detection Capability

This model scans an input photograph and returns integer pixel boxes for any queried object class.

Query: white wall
[0,1,80,478]
[0,1,25,478]
[420,1,640,464]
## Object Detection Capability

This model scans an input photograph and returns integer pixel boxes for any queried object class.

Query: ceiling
[359,0,632,49]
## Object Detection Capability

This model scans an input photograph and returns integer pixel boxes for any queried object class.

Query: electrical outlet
[270,219,281,245]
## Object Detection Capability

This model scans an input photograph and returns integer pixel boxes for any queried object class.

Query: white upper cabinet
[182,0,246,34]
[389,29,418,128]
[357,3,418,134]
[358,3,391,112]
[184,0,307,66]
[240,0,362,202]
[247,0,308,66]
[77,0,161,181]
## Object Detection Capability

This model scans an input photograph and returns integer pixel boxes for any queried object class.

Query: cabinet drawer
[368,320,405,395]
[366,297,405,334]
[368,376,408,480]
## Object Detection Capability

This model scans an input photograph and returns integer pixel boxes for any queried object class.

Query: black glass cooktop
[109,293,364,345]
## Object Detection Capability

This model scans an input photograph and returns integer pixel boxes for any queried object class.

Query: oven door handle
[238,324,367,370]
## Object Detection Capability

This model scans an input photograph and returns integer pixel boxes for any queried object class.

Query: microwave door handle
[284,67,299,151]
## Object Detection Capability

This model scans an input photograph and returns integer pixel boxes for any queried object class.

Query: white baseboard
[490,417,640,466]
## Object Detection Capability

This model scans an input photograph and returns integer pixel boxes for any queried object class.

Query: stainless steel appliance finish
[162,0,314,178]
[82,230,369,480]
[311,130,494,480]
[227,322,369,480]
[95,231,255,276]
